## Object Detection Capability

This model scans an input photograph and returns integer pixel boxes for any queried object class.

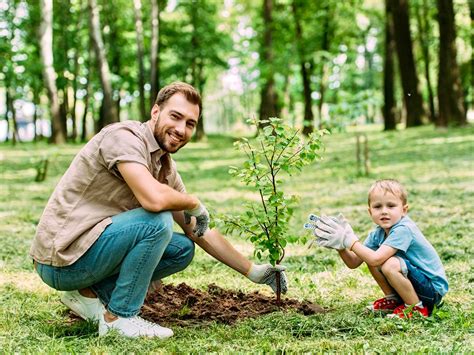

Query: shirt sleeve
[99,126,149,178]
[383,225,413,252]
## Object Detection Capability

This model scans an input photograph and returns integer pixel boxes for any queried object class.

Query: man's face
[151,93,200,153]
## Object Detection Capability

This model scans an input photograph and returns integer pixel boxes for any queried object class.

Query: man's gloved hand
[315,214,359,250]
[246,263,288,294]
[184,202,210,237]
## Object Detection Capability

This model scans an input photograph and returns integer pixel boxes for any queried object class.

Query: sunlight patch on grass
[0,272,51,294]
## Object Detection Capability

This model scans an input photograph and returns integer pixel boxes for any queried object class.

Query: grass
[0,124,473,352]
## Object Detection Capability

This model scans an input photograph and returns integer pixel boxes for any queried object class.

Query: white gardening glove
[184,202,210,237]
[315,214,359,250]
[246,263,288,294]
[304,213,345,250]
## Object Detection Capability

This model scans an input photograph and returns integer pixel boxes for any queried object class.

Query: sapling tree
[221,117,327,302]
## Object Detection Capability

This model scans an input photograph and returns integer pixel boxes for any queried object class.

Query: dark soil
[142,283,325,326]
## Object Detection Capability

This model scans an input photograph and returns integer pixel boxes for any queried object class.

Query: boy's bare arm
[350,243,397,267]
[338,249,363,269]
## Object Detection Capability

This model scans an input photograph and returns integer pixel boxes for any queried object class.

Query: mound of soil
[142,283,325,326]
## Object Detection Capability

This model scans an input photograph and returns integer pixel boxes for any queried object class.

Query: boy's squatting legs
[367,264,397,296]
[370,257,421,305]
[77,288,118,322]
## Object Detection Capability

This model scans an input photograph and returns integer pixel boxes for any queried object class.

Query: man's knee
[381,257,401,275]
[179,236,195,267]
[146,210,174,243]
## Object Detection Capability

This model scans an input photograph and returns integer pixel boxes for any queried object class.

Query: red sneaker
[388,304,429,319]
[368,297,403,312]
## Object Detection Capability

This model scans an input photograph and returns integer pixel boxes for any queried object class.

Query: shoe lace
[131,316,160,330]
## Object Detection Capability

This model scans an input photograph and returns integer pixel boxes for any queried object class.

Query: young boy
[310,179,448,318]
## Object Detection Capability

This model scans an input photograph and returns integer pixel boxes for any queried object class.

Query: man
[30,82,287,338]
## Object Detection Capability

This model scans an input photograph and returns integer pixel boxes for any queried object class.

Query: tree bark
[436,0,467,127]
[150,0,161,107]
[88,0,119,128]
[259,0,279,127]
[390,0,425,127]
[415,0,436,123]
[383,0,397,130]
[317,12,330,128]
[292,0,314,135]
[38,0,66,144]
[134,0,147,121]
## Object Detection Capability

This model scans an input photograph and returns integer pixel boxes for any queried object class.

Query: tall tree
[38,0,66,144]
[383,0,397,131]
[436,0,467,127]
[88,0,119,128]
[390,0,425,127]
[292,0,314,135]
[259,0,279,126]
[150,0,161,107]
[414,0,436,123]
[133,0,147,121]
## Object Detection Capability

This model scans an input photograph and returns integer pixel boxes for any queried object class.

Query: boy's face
[368,188,408,233]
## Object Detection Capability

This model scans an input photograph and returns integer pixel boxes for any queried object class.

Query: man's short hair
[154,82,202,117]
[368,179,408,205]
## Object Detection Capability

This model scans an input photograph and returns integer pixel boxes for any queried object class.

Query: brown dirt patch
[142,283,325,326]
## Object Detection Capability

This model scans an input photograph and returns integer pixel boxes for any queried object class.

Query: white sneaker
[60,290,106,321]
[99,314,174,338]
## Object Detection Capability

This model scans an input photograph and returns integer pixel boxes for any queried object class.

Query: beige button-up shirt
[30,121,186,267]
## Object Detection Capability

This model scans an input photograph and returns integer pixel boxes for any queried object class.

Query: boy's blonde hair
[368,179,408,205]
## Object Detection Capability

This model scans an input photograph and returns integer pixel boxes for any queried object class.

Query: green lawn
[1,124,473,352]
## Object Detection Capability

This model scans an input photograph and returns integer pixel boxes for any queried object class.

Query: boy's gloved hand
[184,202,210,237]
[304,213,345,250]
[314,214,359,250]
[246,263,288,294]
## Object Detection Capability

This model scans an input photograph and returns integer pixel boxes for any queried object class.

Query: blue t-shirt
[364,215,448,296]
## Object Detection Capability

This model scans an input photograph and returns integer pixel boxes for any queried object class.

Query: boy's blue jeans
[35,208,195,318]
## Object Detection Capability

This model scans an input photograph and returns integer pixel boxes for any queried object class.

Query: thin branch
[251,204,271,240]
[274,129,300,165]
[226,220,258,237]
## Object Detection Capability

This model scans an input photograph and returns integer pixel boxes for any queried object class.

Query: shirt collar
[143,120,166,158]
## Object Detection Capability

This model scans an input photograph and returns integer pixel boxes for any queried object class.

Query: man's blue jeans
[36,208,195,317]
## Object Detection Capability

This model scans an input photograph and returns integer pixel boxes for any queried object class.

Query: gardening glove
[246,263,288,294]
[315,214,359,250]
[184,202,210,237]
[304,213,344,249]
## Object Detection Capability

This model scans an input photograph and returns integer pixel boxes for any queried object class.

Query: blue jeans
[395,256,442,312]
[36,208,195,318]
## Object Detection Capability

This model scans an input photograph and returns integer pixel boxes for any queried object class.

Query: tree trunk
[317,13,330,127]
[71,48,79,141]
[88,0,119,128]
[383,0,397,131]
[150,0,161,107]
[436,0,467,127]
[390,0,425,127]
[133,0,147,121]
[292,0,314,135]
[259,0,279,127]
[38,0,66,144]
[469,0,474,113]
[415,0,437,123]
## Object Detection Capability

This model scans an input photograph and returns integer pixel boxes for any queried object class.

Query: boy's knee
[381,257,401,275]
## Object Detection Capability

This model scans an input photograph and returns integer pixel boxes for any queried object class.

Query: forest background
[1,0,472,141]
